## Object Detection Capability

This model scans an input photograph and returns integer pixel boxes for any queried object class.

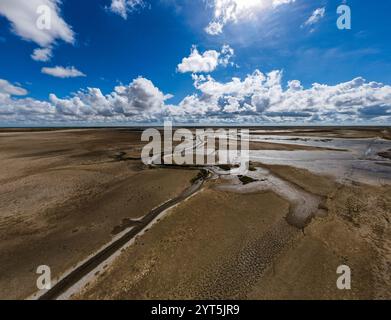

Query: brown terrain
[76,165,391,300]
[0,128,390,300]
[0,129,196,299]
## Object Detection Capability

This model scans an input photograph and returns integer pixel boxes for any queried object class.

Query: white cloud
[48,77,172,118]
[0,77,173,123]
[177,45,234,73]
[205,0,296,35]
[0,81,53,121]
[205,21,224,36]
[183,70,391,122]
[108,0,147,19]
[0,79,28,96]
[31,47,53,62]
[219,44,235,66]
[41,66,86,78]
[303,7,325,27]
[0,0,74,48]
[1,73,390,124]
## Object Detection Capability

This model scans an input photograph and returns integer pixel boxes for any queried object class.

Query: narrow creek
[33,167,207,300]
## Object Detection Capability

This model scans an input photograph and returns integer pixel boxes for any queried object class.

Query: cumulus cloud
[41,66,86,78]
[177,45,234,73]
[0,96,54,119]
[0,79,28,96]
[0,80,54,121]
[0,77,174,123]
[31,47,53,62]
[48,77,172,119]
[0,0,74,60]
[1,72,390,124]
[303,7,325,27]
[182,70,391,123]
[108,0,147,19]
[205,0,296,35]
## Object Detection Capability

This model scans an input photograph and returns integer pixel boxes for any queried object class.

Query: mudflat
[0,129,196,299]
[77,165,391,299]
[76,187,293,299]
[0,128,390,300]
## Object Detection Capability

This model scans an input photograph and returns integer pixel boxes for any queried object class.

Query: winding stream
[33,171,206,300]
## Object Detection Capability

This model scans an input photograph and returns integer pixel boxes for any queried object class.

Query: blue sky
[0,0,390,125]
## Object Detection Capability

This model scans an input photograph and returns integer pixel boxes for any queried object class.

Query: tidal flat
[0,127,390,299]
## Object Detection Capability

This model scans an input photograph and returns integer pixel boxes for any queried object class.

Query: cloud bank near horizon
[1,70,390,124]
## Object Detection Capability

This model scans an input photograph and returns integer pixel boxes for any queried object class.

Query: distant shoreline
[0,125,390,132]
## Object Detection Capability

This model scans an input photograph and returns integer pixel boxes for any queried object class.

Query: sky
[0,0,390,126]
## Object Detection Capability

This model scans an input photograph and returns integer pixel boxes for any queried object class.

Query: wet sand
[248,165,391,299]
[0,128,390,300]
[0,129,196,299]
[250,127,391,140]
[75,186,293,299]
[77,165,391,300]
